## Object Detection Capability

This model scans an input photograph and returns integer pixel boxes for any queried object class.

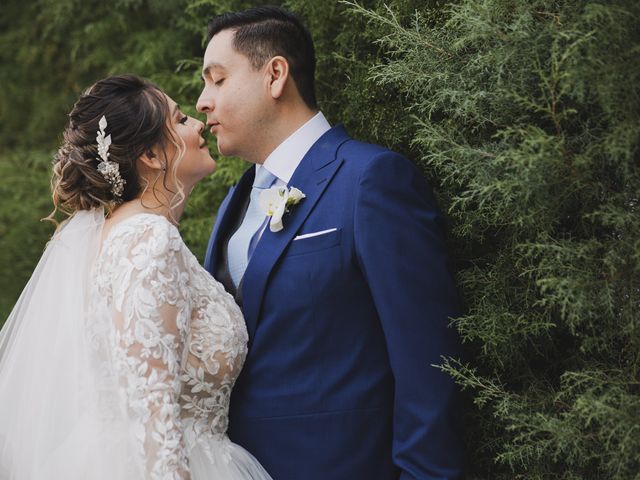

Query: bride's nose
[195,119,205,132]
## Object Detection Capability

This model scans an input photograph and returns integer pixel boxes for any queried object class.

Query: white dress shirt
[259,111,331,184]
[252,111,331,243]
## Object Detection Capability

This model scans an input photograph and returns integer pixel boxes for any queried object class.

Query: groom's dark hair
[207,5,317,109]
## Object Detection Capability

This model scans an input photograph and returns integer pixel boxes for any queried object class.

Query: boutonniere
[259,185,306,232]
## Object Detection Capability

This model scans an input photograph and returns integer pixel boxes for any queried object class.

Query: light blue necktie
[228,167,277,287]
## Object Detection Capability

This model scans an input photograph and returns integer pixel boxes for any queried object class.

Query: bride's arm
[109,218,191,479]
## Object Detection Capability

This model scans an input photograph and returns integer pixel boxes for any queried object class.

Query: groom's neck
[250,105,318,165]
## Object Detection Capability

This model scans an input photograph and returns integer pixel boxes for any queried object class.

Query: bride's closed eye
[178,115,189,125]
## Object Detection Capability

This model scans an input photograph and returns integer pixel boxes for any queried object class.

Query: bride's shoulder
[101,213,183,258]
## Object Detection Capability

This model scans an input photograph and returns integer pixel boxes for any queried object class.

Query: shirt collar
[261,111,331,184]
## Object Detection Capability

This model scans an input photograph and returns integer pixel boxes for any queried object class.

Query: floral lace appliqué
[90,214,248,478]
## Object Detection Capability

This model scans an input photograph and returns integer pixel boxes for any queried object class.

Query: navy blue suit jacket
[204,125,464,479]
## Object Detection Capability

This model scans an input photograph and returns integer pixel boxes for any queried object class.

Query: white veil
[0,209,144,479]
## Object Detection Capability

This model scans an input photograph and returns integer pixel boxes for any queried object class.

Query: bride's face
[164,95,216,188]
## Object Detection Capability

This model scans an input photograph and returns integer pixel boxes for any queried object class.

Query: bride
[0,74,272,479]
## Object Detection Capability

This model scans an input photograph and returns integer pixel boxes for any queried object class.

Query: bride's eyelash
[179,115,188,124]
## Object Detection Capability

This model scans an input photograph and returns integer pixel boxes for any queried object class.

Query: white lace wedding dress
[0,210,272,480]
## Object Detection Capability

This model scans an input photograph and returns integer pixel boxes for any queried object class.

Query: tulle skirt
[188,434,273,480]
[0,414,145,479]
[181,416,271,479]
[0,417,272,480]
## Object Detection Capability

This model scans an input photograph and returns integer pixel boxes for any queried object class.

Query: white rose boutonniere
[259,185,306,232]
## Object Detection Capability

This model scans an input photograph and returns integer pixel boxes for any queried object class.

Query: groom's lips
[209,122,220,134]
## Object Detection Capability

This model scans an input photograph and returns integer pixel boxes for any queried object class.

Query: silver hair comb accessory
[95,115,125,199]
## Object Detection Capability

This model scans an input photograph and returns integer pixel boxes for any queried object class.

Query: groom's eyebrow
[201,63,225,80]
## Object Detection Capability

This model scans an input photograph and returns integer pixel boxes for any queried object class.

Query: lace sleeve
[107,216,191,480]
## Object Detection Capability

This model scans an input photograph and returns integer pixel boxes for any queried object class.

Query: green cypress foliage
[346,0,640,477]
[0,152,53,316]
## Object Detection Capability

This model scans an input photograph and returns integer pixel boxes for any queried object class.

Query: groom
[197,6,464,479]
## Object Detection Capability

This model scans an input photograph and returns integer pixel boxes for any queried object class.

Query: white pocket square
[293,228,338,241]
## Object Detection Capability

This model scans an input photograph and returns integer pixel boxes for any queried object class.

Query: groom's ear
[266,56,289,100]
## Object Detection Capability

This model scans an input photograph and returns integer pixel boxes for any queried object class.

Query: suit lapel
[241,125,351,340]
[204,165,255,275]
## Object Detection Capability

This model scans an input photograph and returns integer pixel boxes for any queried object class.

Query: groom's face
[197,29,272,162]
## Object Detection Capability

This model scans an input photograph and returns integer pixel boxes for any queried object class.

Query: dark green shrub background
[1,1,638,477]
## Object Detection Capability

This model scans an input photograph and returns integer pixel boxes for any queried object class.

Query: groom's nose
[196,88,213,113]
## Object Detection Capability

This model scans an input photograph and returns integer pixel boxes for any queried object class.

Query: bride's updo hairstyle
[51,74,182,215]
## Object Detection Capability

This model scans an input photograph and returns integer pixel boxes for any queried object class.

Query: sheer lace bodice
[89,213,249,479]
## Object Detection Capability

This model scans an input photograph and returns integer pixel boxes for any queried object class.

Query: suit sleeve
[354,151,464,480]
